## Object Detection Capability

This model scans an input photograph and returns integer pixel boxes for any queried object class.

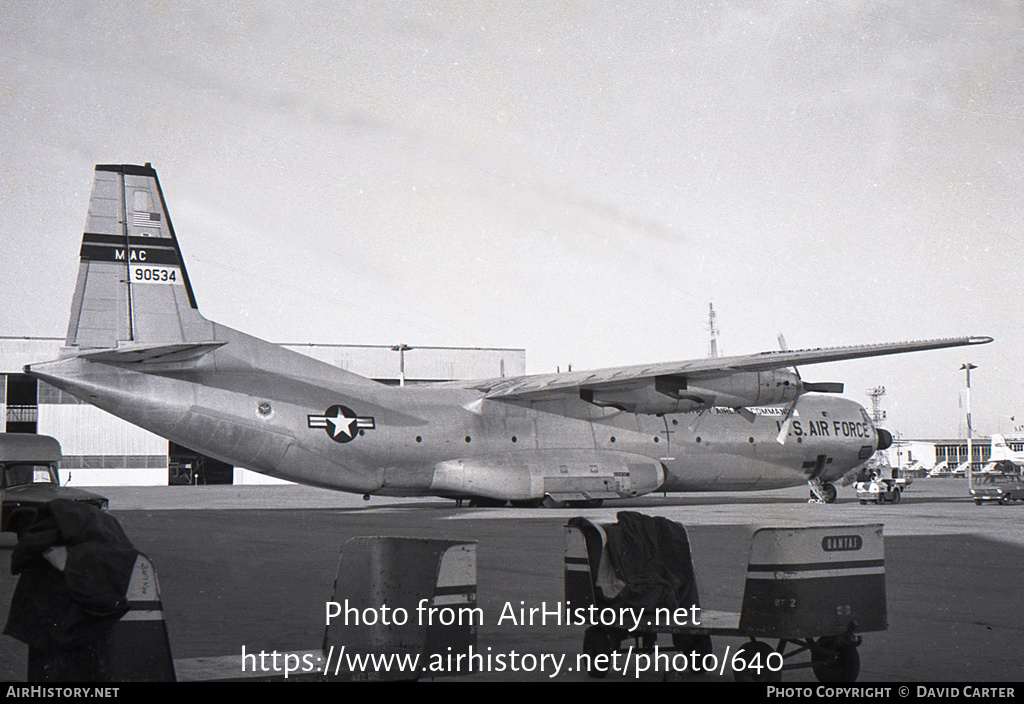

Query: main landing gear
[456,496,605,509]
[808,479,838,504]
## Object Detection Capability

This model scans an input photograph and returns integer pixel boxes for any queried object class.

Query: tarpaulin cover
[571,511,700,613]
[4,499,138,651]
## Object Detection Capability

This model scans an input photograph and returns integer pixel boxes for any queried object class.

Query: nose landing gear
[808,479,838,504]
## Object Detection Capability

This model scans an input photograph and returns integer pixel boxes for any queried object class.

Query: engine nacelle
[581,370,802,414]
[429,449,664,501]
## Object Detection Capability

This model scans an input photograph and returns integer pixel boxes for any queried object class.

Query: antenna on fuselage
[708,302,719,358]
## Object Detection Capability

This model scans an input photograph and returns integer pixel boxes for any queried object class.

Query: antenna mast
[708,302,719,358]
[867,386,887,426]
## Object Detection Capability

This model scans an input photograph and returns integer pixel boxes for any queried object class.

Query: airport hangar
[0,336,524,487]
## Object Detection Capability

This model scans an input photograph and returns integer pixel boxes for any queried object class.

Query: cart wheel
[875,497,883,505]
[892,489,901,504]
[974,499,983,506]
[1001,496,1012,505]
[812,637,860,682]
[582,627,616,679]
[664,634,713,681]
[671,633,713,655]
[859,500,867,505]
[732,641,781,683]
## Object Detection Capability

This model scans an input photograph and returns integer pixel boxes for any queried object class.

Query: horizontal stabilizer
[80,342,226,365]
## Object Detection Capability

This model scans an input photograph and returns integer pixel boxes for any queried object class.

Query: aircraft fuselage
[30,325,879,502]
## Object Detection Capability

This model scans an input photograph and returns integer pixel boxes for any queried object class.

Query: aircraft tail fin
[990,434,1014,462]
[987,431,1019,464]
[65,164,213,350]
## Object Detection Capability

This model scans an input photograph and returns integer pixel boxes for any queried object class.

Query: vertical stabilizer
[989,434,1024,464]
[991,434,1007,461]
[66,164,212,349]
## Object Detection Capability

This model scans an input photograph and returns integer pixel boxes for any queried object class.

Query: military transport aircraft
[25,164,992,506]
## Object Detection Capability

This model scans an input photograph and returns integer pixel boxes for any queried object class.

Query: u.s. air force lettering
[308,405,376,443]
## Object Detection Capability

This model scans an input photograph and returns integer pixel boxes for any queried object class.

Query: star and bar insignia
[308,404,375,443]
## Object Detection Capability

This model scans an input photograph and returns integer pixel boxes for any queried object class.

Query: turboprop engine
[579,369,836,414]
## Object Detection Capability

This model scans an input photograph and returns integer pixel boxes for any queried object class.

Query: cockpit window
[4,464,58,487]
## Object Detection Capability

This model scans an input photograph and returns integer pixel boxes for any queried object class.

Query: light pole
[391,344,413,387]
[961,363,977,482]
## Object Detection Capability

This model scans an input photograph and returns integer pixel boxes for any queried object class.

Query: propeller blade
[776,399,799,444]
[778,332,801,380]
[802,382,845,394]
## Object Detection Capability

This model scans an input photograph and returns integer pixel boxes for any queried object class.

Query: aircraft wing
[472,335,992,401]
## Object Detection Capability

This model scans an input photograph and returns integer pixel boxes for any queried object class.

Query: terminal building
[0,336,525,487]
[885,436,1024,476]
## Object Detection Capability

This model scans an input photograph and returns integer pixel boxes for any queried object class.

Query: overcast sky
[1,1,1021,439]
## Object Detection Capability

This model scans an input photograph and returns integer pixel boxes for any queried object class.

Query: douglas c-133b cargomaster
[26,164,992,506]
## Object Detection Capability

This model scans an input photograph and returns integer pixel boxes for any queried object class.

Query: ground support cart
[564,515,887,682]
[856,479,902,504]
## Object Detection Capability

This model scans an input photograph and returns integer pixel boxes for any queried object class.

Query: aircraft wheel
[541,496,567,509]
[468,497,508,508]
[582,627,616,679]
[1001,496,1012,506]
[567,499,604,509]
[974,499,983,506]
[732,641,781,683]
[812,637,860,682]
[809,484,837,503]
[512,497,544,509]
[821,483,838,503]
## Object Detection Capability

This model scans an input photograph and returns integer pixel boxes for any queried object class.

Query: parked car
[1,433,108,534]
[970,472,1024,506]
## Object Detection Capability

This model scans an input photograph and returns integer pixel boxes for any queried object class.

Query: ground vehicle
[970,472,1024,505]
[855,479,902,504]
[0,433,108,534]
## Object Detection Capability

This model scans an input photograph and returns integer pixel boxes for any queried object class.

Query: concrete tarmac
[0,479,1021,682]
